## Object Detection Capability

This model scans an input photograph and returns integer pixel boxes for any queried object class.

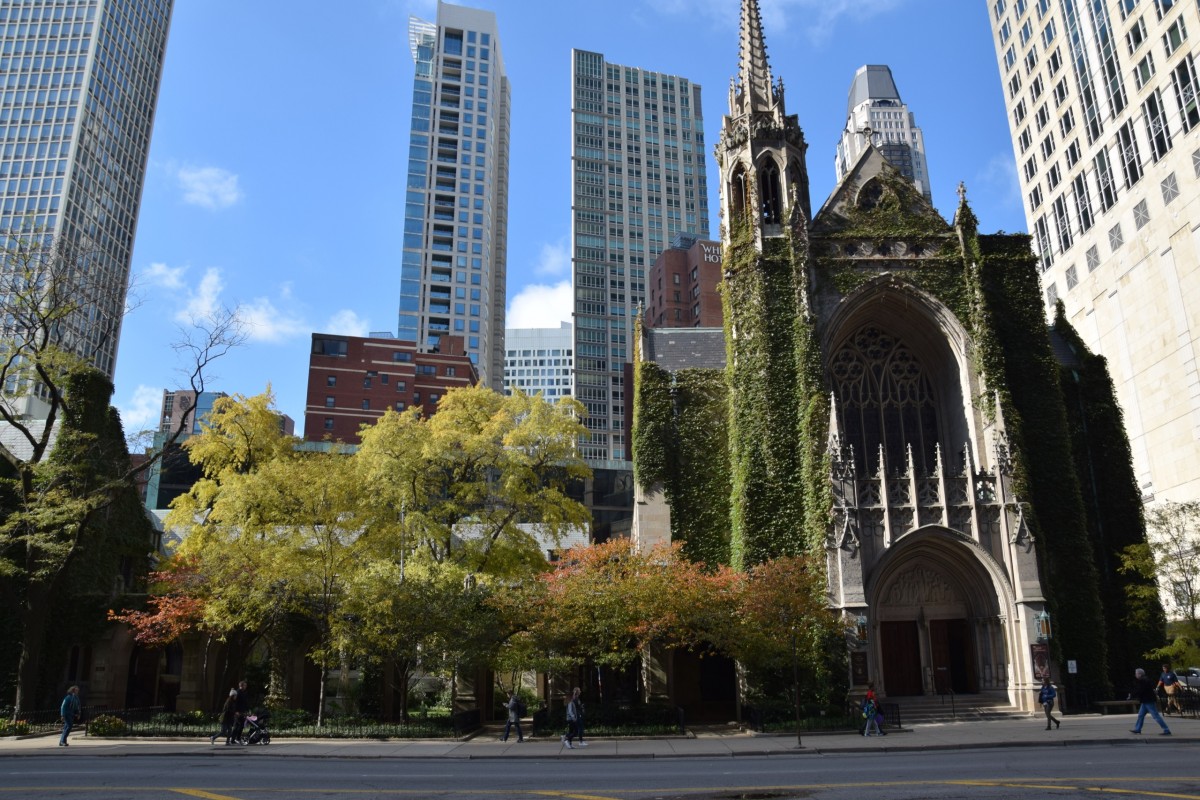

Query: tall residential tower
[571,50,710,463]
[0,0,174,380]
[987,0,1200,502]
[400,2,510,390]
[835,64,932,202]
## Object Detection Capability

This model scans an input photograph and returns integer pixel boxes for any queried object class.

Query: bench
[1094,700,1138,715]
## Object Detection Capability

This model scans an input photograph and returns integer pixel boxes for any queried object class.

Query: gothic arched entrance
[869,528,1010,698]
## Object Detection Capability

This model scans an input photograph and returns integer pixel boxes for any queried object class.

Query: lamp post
[791,626,803,749]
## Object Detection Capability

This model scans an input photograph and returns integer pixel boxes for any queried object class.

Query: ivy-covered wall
[965,225,1111,697]
[1053,303,1166,689]
[722,214,808,569]
[632,361,732,566]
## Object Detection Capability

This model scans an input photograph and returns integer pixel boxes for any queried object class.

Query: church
[631,0,1161,714]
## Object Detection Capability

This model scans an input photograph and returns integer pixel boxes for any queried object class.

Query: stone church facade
[633,0,1159,712]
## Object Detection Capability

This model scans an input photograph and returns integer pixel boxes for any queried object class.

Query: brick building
[646,234,724,329]
[304,332,478,444]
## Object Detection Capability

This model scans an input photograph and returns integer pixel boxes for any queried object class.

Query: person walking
[210,689,239,745]
[1129,667,1171,735]
[58,686,80,747]
[562,687,582,749]
[230,680,250,744]
[1038,677,1060,730]
[502,691,525,743]
[1157,664,1182,715]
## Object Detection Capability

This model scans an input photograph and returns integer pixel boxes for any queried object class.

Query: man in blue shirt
[59,686,81,746]
[1157,664,1181,715]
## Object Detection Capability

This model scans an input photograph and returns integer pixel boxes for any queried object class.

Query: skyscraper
[399,2,510,391]
[503,322,573,399]
[986,0,1200,502]
[571,50,710,463]
[835,65,932,202]
[0,0,174,380]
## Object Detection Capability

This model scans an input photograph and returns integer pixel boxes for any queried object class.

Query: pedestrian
[209,689,238,745]
[58,685,80,747]
[230,680,250,745]
[1157,664,1182,715]
[575,692,588,746]
[1038,677,1060,730]
[502,691,525,743]
[861,682,886,737]
[562,687,582,749]
[1129,668,1171,735]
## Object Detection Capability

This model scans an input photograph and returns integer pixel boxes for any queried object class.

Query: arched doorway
[870,529,1009,698]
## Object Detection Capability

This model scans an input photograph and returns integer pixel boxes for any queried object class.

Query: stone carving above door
[885,566,957,606]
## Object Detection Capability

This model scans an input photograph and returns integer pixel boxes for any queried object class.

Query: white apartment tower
[835,64,932,202]
[400,2,511,391]
[503,322,573,399]
[0,0,174,380]
[987,0,1200,502]
[571,50,710,464]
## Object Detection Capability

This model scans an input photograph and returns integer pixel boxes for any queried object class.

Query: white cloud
[975,153,1023,212]
[118,384,164,434]
[324,309,372,337]
[141,261,186,290]
[534,239,570,278]
[507,281,572,329]
[175,267,224,323]
[178,165,243,210]
[240,296,309,344]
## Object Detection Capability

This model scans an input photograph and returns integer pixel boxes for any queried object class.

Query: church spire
[737,0,774,115]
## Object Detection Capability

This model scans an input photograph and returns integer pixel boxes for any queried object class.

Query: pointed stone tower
[717,0,811,242]
[717,0,825,568]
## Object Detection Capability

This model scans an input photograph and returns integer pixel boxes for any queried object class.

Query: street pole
[792,628,803,749]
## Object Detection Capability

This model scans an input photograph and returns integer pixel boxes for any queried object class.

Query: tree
[166,390,306,710]
[0,230,244,712]
[354,387,592,577]
[1121,500,1200,665]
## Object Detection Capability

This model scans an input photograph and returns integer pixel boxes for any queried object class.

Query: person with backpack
[862,682,885,737]
[502,691,525,743]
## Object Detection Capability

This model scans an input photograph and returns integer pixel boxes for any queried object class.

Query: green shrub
[0,720,31,736]
[86,715,128,737]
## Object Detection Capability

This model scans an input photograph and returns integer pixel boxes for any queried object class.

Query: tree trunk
[14,585,53,713]
[317,658,327,727]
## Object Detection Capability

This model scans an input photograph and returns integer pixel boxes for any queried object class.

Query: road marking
[169,791,246,800]
[949,780,1200,800]
[529,792,622,800]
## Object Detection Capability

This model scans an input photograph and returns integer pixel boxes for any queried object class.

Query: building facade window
[1162,172,1180,204]
[1086,245,1100,272]
[1109,223,1124,251]
[1133,199,1150,229]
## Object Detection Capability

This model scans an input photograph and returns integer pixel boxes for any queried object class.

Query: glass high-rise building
[0,0,173,381]
[400,2,510,391]
[986,0,1200,503]
[571,50,710,464]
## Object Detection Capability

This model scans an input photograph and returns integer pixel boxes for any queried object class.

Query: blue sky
[115,0,1025,436]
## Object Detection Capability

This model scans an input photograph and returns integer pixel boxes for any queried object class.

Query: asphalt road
[1,744,1197,800]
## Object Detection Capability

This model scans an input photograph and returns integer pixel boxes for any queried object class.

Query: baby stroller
[240,709,271,745]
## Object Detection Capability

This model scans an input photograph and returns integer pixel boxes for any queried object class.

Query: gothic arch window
[730,163,749,221]
[856,177,887,211]
[830,325,940,475]
[760,159,782,224]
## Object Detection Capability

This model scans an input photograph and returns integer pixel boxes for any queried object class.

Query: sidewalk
[2,713,1195,759]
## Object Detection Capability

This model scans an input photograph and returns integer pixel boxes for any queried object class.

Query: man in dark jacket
[230,680,251,744]
[1129,668,1171,735]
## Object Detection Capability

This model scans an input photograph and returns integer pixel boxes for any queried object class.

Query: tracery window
[760,160,782,224]
[830,325,941,476]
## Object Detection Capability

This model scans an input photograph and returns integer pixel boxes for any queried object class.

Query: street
[1,743,1197,800]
